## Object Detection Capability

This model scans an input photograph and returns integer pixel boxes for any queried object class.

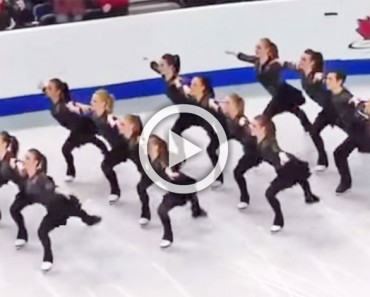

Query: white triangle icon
[168,131,202,168]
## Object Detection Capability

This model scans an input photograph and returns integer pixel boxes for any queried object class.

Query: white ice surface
[0,76,370,297]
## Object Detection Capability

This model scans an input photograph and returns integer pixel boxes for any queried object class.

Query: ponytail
[28,149,48,173]
[8,135,19,157]
[162,54,181,74]
[198,76,215,99]
[254,115,276,140]
[93,89,115,114]
[304,49,324,74]
[49,78,71,103]
[0,131,19,157]
[61,82,71,102]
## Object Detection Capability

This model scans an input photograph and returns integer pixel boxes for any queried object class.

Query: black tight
[136,174,153,220]
[62,132,108,177]
[233,153,261,204]
[101,144,128,196]
[10,193,98,263]
[265,174,315,227]
[333,137,357,186]
[157,193,204,242]
[172,115,223,183]
[263,99,311,132]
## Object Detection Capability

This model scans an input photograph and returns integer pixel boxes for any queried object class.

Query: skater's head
[46,78,71,103]
[159,54,180,81]
[365,100,370,116]
[24,149,48,176]
[326,71,346,92]
[0,131,19,157]
[250,115,276,141]
[299,49,324,74]
[91,89,115,116]
[190,76,214,103]
[118,115,143,140]
[148,135,169,167]
[256,38,279,60]
[222,94,245,120]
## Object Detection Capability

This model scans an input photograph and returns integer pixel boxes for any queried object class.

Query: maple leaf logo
[356,17,370,39]
[349,16,370,49]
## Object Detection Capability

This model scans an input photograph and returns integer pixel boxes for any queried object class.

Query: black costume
[50,101,108,178]
[283,64,340,167]
[236,53,311,131]
[150,158,206,244]
[167,84,227,184]
[257,135,319,228]
[0,151,19,220]
[93,112,129,198]
[124,139,153,221]
[150,60,226,184]
[10,170,100,265]
[330,89,370,192]
[226,115,261,204]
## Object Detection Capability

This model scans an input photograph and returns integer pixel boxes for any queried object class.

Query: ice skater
[117,114,154,225]
[0,131,19,221]
[219,94,261,209]
[88,89,130,204]
[326,71,370,194]
[282,50,339,171]
[41,78,108,182]
[150,55,227,188]
[148,135,207,248]
[226,38,312,132]
[249,115,320,233]
[9,148,101,272]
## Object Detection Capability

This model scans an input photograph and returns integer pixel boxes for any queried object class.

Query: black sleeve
[150,61,160,74]
[267,61,284,77]
[237,53,258,64]
[39,175,56,195]
[282,61,299,71]
[166,84,192,105]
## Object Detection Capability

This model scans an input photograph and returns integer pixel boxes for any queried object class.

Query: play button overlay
[168,131,202,168]
[139,104,229,194]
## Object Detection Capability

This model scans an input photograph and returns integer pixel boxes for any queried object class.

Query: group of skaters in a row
[0,37,369,272]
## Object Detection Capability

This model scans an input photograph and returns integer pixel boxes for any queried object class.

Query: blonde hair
[94,89,115,113]
[229,93,245,119]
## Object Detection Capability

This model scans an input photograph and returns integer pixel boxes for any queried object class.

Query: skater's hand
[313,73,324,82]
[165,167,180,179]
[279,152,290,166]
[208,99,219,110]
[9,158,17,169]
[66,101,84,114]
[173,77,183,88]
[37,80,48,92]
[10,159,25,174]
[107,114,119,128]
[238,116,248,126]
[73,102,92,114]
[349,97,363,106]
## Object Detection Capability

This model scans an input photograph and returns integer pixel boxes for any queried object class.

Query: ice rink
[1,76,370,297]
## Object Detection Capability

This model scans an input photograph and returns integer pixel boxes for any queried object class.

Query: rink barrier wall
[0,0,369,116]
[0,58,369,117]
